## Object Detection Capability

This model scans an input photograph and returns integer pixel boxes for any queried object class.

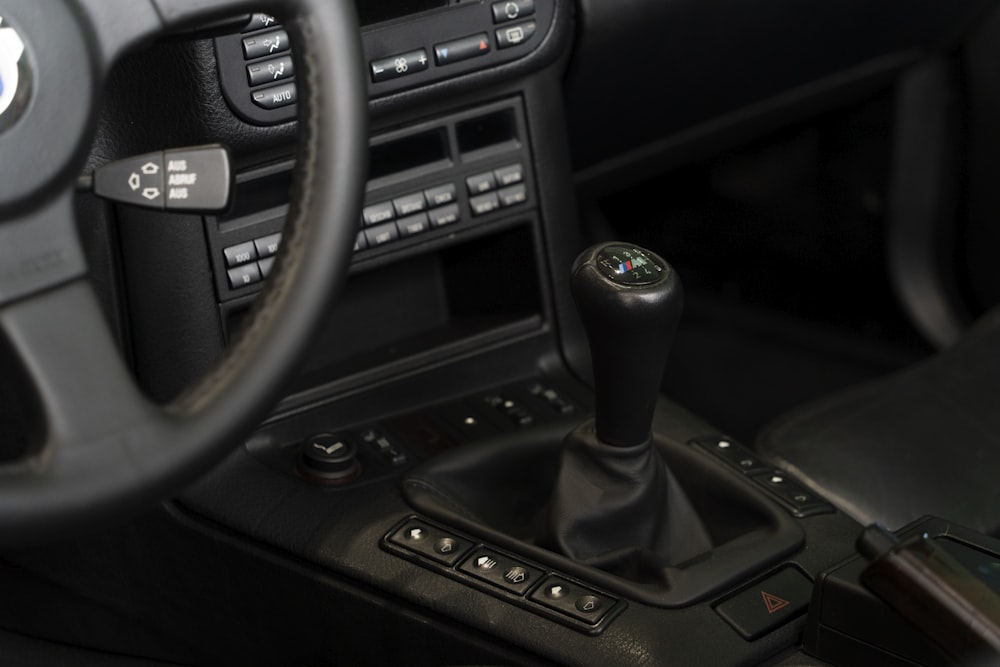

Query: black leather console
[758,306,1000,536]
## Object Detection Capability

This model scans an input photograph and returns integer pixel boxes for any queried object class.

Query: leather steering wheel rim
[0,0,367,546]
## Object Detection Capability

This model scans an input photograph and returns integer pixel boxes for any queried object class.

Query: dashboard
[2,0,999,666]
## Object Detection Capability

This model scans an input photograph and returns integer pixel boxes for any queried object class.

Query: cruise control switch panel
[92,144,232,213]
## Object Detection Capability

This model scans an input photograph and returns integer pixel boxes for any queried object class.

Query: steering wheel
[0,0,367,546]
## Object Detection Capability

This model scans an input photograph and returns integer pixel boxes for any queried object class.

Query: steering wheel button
[251,82,296,110]
[227,263,261,289]
[353,231,368,252]
[242,30,290,60]
[223,241,257,268]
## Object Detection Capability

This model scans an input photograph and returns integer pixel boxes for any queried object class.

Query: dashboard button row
[360,184,461,250]
[466,163,523,194]
[690,436,835,517]
[367,14,539,85]
[385,517,623,632]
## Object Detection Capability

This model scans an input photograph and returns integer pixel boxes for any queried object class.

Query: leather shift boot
[543,421,713,569]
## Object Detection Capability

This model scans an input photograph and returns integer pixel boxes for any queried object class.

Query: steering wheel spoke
[0,280,160,462]
[0,193,87,307]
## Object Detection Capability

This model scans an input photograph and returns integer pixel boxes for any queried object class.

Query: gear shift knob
[571,243,683,447]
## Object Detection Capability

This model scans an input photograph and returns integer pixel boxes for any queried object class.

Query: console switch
[251,82,297,110]
[492,0,535,23]
[370,49,429,83]
[496,21,536,49]
[715,567,812,640]
[529,576,616,625]
[242,30,289,60]
[435,33,491,66]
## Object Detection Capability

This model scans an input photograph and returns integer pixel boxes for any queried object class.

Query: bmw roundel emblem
[0,14,30,131]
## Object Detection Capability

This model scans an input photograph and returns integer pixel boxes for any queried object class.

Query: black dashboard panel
[566,0,992,171]
[215,0,555,124]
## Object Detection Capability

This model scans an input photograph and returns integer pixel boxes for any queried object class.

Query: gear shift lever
[571,244,683,447]
[544,242,711,566]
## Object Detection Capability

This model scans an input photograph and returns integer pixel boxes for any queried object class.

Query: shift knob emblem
[595,245,665,286]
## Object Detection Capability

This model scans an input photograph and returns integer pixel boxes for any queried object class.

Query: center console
[100,2,904,666]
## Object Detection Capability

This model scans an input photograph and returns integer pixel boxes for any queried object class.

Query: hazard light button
[715,567,813,640]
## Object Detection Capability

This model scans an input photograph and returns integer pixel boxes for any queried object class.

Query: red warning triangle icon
[761,590,791,614]
[479,39,489,51]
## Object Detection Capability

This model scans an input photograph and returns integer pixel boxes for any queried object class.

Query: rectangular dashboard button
[715,567,812,640]
[496,21,536,49]
[364,222,399,248]
[242,30,290,60]
[251,82,296,110]
[434,33,491,66]
[429,203,460,227]
[247,55,294,87]
[492,0,535,24]
[370,49,429,83]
